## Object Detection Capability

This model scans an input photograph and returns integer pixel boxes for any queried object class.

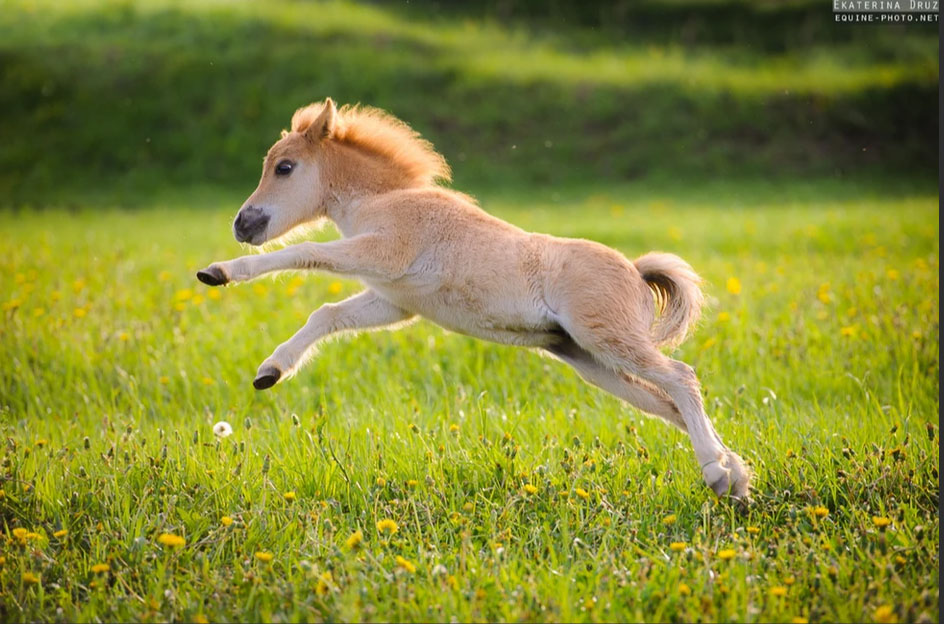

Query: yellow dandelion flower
[174,302,186,312]
[717,549,736,561]
[874,605,898,624]
[32,307,45,317]
[252,283,268,297]
[25,532,42,540]
[894,555,906,565]
[872,516,891,528]
[345,529,363,549]
[746,526,760,534]
[159,375,170,384]
[405,479,418,488]
[193,615,209,624]
[523,484,539,495]
[174,288,193,301]
[72,279,85,293]
[90,563,110,574]
[53,529,68,538]
[201,377,214,386]
[886,269,899,281]
[329,281,343,295]
[375,477,386,487]
[700,336,718,351]
[663,514,677,526]
[559,491,570,499]
[316,570,333,595]
[12,528,27,539]
[678,583,691,595]
[396,555,416,573]
[791,618,809,624]
[220,516,233,527]
[840,325,858,338]
[254,551,274,563]
[814,506,829,518]
[376,518,399,535]
[784,576,796,585]
[22,572,40,585]
[575,488,590,500]
[207,289,221,300]
[717,311,731,323]
[283,491,296,502]
[74,307,87,318]
[670,542,687,552]
[462,502,474,513]
[157,533,186,548]
[35,439,48,447]
[449,423,460,433]
[770,586,787,597]
[726,277,742,295]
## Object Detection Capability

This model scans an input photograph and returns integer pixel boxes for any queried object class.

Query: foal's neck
[322,145,422,236]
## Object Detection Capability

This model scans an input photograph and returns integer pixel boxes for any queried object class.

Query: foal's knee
[670,360,699,385]
[307,302,341,328]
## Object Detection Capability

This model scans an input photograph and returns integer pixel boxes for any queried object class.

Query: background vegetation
[0,0,937,203]
[0,1,938,622]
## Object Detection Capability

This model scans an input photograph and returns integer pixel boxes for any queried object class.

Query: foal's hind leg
[253,290,413,389]
[592,341,750,498]
[546,338,687,431]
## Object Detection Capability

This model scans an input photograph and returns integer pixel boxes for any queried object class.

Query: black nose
[233,205,270,243]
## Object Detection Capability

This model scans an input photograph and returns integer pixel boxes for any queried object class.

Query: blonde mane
[291,102,451,187]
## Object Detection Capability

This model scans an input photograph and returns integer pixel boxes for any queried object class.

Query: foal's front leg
[253,290,413,389]
[196,235,407,286]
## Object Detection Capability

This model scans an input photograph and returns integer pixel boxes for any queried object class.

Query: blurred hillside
[0,0,937,205]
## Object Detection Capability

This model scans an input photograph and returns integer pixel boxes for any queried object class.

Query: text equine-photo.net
[833,0,940,22]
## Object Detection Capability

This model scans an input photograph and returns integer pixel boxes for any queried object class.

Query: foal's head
[232,97,450,245]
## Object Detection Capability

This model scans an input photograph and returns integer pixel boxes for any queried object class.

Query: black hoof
[253,366,281,390]
[196,266,228,286]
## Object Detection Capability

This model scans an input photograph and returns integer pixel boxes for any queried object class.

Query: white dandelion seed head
[213,421,233,438]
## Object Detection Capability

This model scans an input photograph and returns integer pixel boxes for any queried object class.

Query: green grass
[0,182,938,622]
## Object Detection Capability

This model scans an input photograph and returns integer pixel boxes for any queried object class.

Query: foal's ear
[303,97,337,142]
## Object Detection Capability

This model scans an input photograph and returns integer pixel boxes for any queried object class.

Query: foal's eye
[275,160,294,176]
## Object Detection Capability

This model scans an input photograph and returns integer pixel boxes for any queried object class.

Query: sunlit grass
[0,183,938,622]
[4,0,937,95]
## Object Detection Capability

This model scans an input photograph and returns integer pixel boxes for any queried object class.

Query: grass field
[0,182,938,622]
[0,0,938,621]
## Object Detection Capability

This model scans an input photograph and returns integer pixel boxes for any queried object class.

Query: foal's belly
[363,278,556,347]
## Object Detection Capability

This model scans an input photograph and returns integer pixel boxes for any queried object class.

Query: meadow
[0,182,938,622]
[0,0,939,621]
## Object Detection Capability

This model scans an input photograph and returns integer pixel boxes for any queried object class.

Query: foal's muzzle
[233,205,270,244]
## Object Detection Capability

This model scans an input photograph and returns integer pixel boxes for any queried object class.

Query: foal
[197,98,751,498]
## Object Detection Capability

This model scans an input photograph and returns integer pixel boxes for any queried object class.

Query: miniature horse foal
[197,98,751,498]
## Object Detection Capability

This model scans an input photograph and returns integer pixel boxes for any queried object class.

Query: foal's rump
[543,238,704,360]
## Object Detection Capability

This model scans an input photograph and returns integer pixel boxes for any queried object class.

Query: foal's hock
[196,97,751,499]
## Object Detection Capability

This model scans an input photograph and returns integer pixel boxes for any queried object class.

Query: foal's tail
[633,252,705,349]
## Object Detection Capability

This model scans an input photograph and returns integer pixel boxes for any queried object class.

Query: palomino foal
[197,98,751,498]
